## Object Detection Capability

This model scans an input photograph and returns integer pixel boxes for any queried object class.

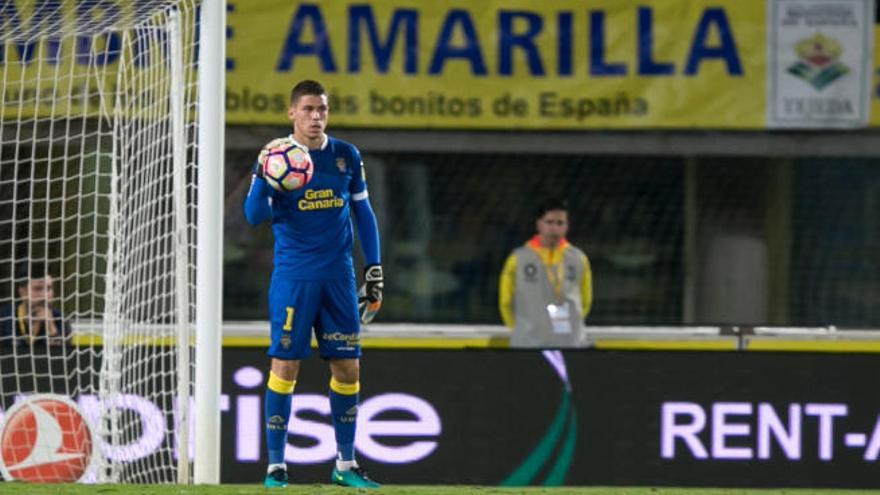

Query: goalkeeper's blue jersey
[260,134,367,281]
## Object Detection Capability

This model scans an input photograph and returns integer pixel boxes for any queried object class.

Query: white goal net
[0,0,200,483]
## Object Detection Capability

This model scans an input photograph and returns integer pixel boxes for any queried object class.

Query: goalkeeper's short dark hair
[290,80,326,105]
[535,198,569,220]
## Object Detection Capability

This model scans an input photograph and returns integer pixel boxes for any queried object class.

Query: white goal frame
[194,0,224,485]
[0,0,223,484]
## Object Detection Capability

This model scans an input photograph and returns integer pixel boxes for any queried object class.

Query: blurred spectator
[0,262,70,348]
[498,198,593,348]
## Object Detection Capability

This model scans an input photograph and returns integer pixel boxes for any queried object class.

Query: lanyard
[16,303,47,342]
[542,249,564,301]
[16,303,27,336]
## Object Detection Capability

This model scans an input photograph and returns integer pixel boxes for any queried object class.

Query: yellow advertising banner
[8,1,875,129]
[226,0,767,129]
[872,26,880,126]
[0,1,199,121]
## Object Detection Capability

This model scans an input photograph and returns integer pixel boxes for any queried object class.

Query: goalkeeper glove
[358,265,383,325]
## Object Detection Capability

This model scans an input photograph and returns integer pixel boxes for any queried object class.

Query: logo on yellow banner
[788,33,849,91]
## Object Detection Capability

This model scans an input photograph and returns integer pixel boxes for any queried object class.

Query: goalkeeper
[243,80,382,489]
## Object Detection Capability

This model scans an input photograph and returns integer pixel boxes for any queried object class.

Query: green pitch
[2,485,880,495]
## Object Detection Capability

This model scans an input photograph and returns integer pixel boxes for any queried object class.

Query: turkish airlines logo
[0,394,95,482]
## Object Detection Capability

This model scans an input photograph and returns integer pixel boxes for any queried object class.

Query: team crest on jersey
[336,158,347,173]
[280,334,291,349]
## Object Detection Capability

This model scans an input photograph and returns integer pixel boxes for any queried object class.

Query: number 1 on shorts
[283,306,294,331]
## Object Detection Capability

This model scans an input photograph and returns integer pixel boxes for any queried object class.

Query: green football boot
[330,466,380,488]
[264,467,288,488]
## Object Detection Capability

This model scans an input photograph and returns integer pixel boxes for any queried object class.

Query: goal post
[194,0,225,485]
[0,0,222,484]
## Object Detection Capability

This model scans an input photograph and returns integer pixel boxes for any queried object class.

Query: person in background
[0,262,70,348]
[498,198,592,348]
